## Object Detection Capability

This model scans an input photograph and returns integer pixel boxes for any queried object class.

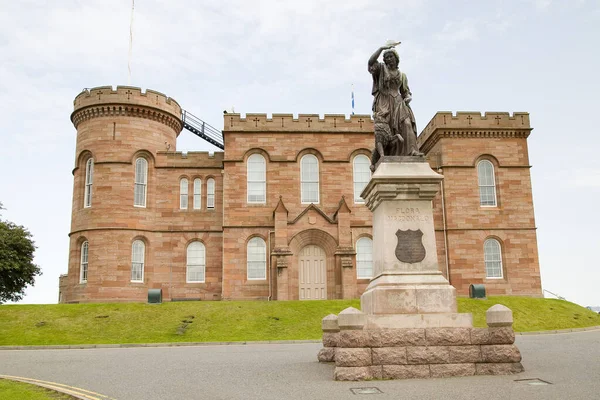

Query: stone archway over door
[299,245,327,300]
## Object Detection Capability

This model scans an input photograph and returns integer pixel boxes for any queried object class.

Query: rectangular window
[80,241,89,283]
[193,179,202,210]
[134,158,148,207]
[180,178,188,209]
[301,155,319,203]
[131,240,145,282]
[247,154,266,203]
[84,159,93,208]
[207,178,215,209]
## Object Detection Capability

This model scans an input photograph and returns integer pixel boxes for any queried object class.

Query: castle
[58,86,542,303]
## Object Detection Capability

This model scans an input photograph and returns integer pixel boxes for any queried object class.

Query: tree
[0,202,41,303]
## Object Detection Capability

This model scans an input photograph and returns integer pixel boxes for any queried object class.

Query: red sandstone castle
[58,86,542,303]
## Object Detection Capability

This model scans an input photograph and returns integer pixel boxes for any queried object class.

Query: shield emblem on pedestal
[395,229,426,263]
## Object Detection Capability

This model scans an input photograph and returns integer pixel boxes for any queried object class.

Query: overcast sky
[1,0,599,307]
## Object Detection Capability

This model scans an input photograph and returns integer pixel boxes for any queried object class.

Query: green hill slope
[0,297,598,346]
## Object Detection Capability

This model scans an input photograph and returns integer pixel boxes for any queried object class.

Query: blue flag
[351,85,355,115]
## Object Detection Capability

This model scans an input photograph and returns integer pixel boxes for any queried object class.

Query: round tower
[63,86,182,303]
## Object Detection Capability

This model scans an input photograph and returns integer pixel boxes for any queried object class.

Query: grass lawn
[0,297,598,346]
[0,379,72,399]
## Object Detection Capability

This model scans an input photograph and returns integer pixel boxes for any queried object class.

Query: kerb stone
[471,327,515,345]
[322,314,340,332]
[407,346,450,364]
[372,347,407,365]
[334,366,373,381]
[335,348,372,367]
[338,307,366,330]
[426,328,471,345]
[486,304,513,327]
[383,365,431,379]
[430,363,476,378]
[481,345,522,363]
[476,362,524,375]
[369,329,426,347]
[317,347,335,363]
[337,330,370,348]
[322,332,339,348]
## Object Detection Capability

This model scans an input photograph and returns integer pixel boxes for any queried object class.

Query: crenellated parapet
[418,112,532,155]
[223,113,374,133]
[156,151,224,168]
[71,86,182,132]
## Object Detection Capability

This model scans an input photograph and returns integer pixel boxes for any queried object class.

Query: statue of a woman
[368,44,422,169]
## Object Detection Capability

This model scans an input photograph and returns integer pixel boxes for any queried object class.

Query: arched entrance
[299,245,327,300]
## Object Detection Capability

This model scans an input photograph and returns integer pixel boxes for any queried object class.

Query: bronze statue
[368,42,422,170]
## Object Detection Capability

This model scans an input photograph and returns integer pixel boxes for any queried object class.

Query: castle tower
[418,112,542,296]
[61,86,184,302]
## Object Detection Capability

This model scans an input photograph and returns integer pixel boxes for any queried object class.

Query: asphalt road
[1,330,599,400]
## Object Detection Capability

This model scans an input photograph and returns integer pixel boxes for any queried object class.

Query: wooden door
[299,245,326,300]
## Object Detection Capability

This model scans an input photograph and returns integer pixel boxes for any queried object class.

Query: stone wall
[318,305,524,381]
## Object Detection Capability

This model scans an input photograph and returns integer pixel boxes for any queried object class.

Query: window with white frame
[247,154,266,203]
[301,154,319,203]
[353,155,371,203]
[80,241,89,283]
[207,178,215,209]
[131,240,145,282]
[180,178,188,209]
[186,241,206,282]
[193,178,202,210]
[356,237,373,279]
[484,238,503,278]
[84,158,93,208]
[247,237,266,280]
[134,158,148,207]
[477,160,497,206]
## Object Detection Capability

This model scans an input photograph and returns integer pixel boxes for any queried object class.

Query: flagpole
[351,84,355,115]
[128,0,135,85]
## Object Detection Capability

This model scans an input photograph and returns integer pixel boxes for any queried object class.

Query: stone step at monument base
[361,284,459,315]
[333,362,524,381]
[366,312,473,329]
[318,305,524,381]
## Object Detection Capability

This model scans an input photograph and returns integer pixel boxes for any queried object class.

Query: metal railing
[181,110,224,149]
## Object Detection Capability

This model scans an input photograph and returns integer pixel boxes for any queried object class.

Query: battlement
[73,86,181,119]
[156,151,224,169]
[223,113,374,133]
[418,111,531,149]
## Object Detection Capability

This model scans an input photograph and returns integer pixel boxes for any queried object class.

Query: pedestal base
[365,313,473,329]
[361,283,458,315]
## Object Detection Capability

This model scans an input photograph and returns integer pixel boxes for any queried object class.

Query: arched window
[84,158,93,208]
[80,241,89,283]
[356,237,373,279]
[180,178,188,209]
[353,155,371,203]
[207,178,215,209]
[477,160,497,207]
[247,237,266,280]
[134,158,148,207]
[247,154,266,203]
[484,238,503,278]
[301,154,319,203]
[187,242,206,283]
[131,240,145,282]
[193,178,202,210]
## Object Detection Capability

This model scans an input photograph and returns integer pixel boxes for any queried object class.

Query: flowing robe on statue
[369,62,419,156]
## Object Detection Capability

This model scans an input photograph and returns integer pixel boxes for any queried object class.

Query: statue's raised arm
[368,41,423,171]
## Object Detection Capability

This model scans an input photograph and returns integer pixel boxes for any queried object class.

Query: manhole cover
[515,378,552,386]
[350,387,383,395]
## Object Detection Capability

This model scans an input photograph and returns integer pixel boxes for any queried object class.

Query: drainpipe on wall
[438,166,451,284]
[268,230,275,301]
